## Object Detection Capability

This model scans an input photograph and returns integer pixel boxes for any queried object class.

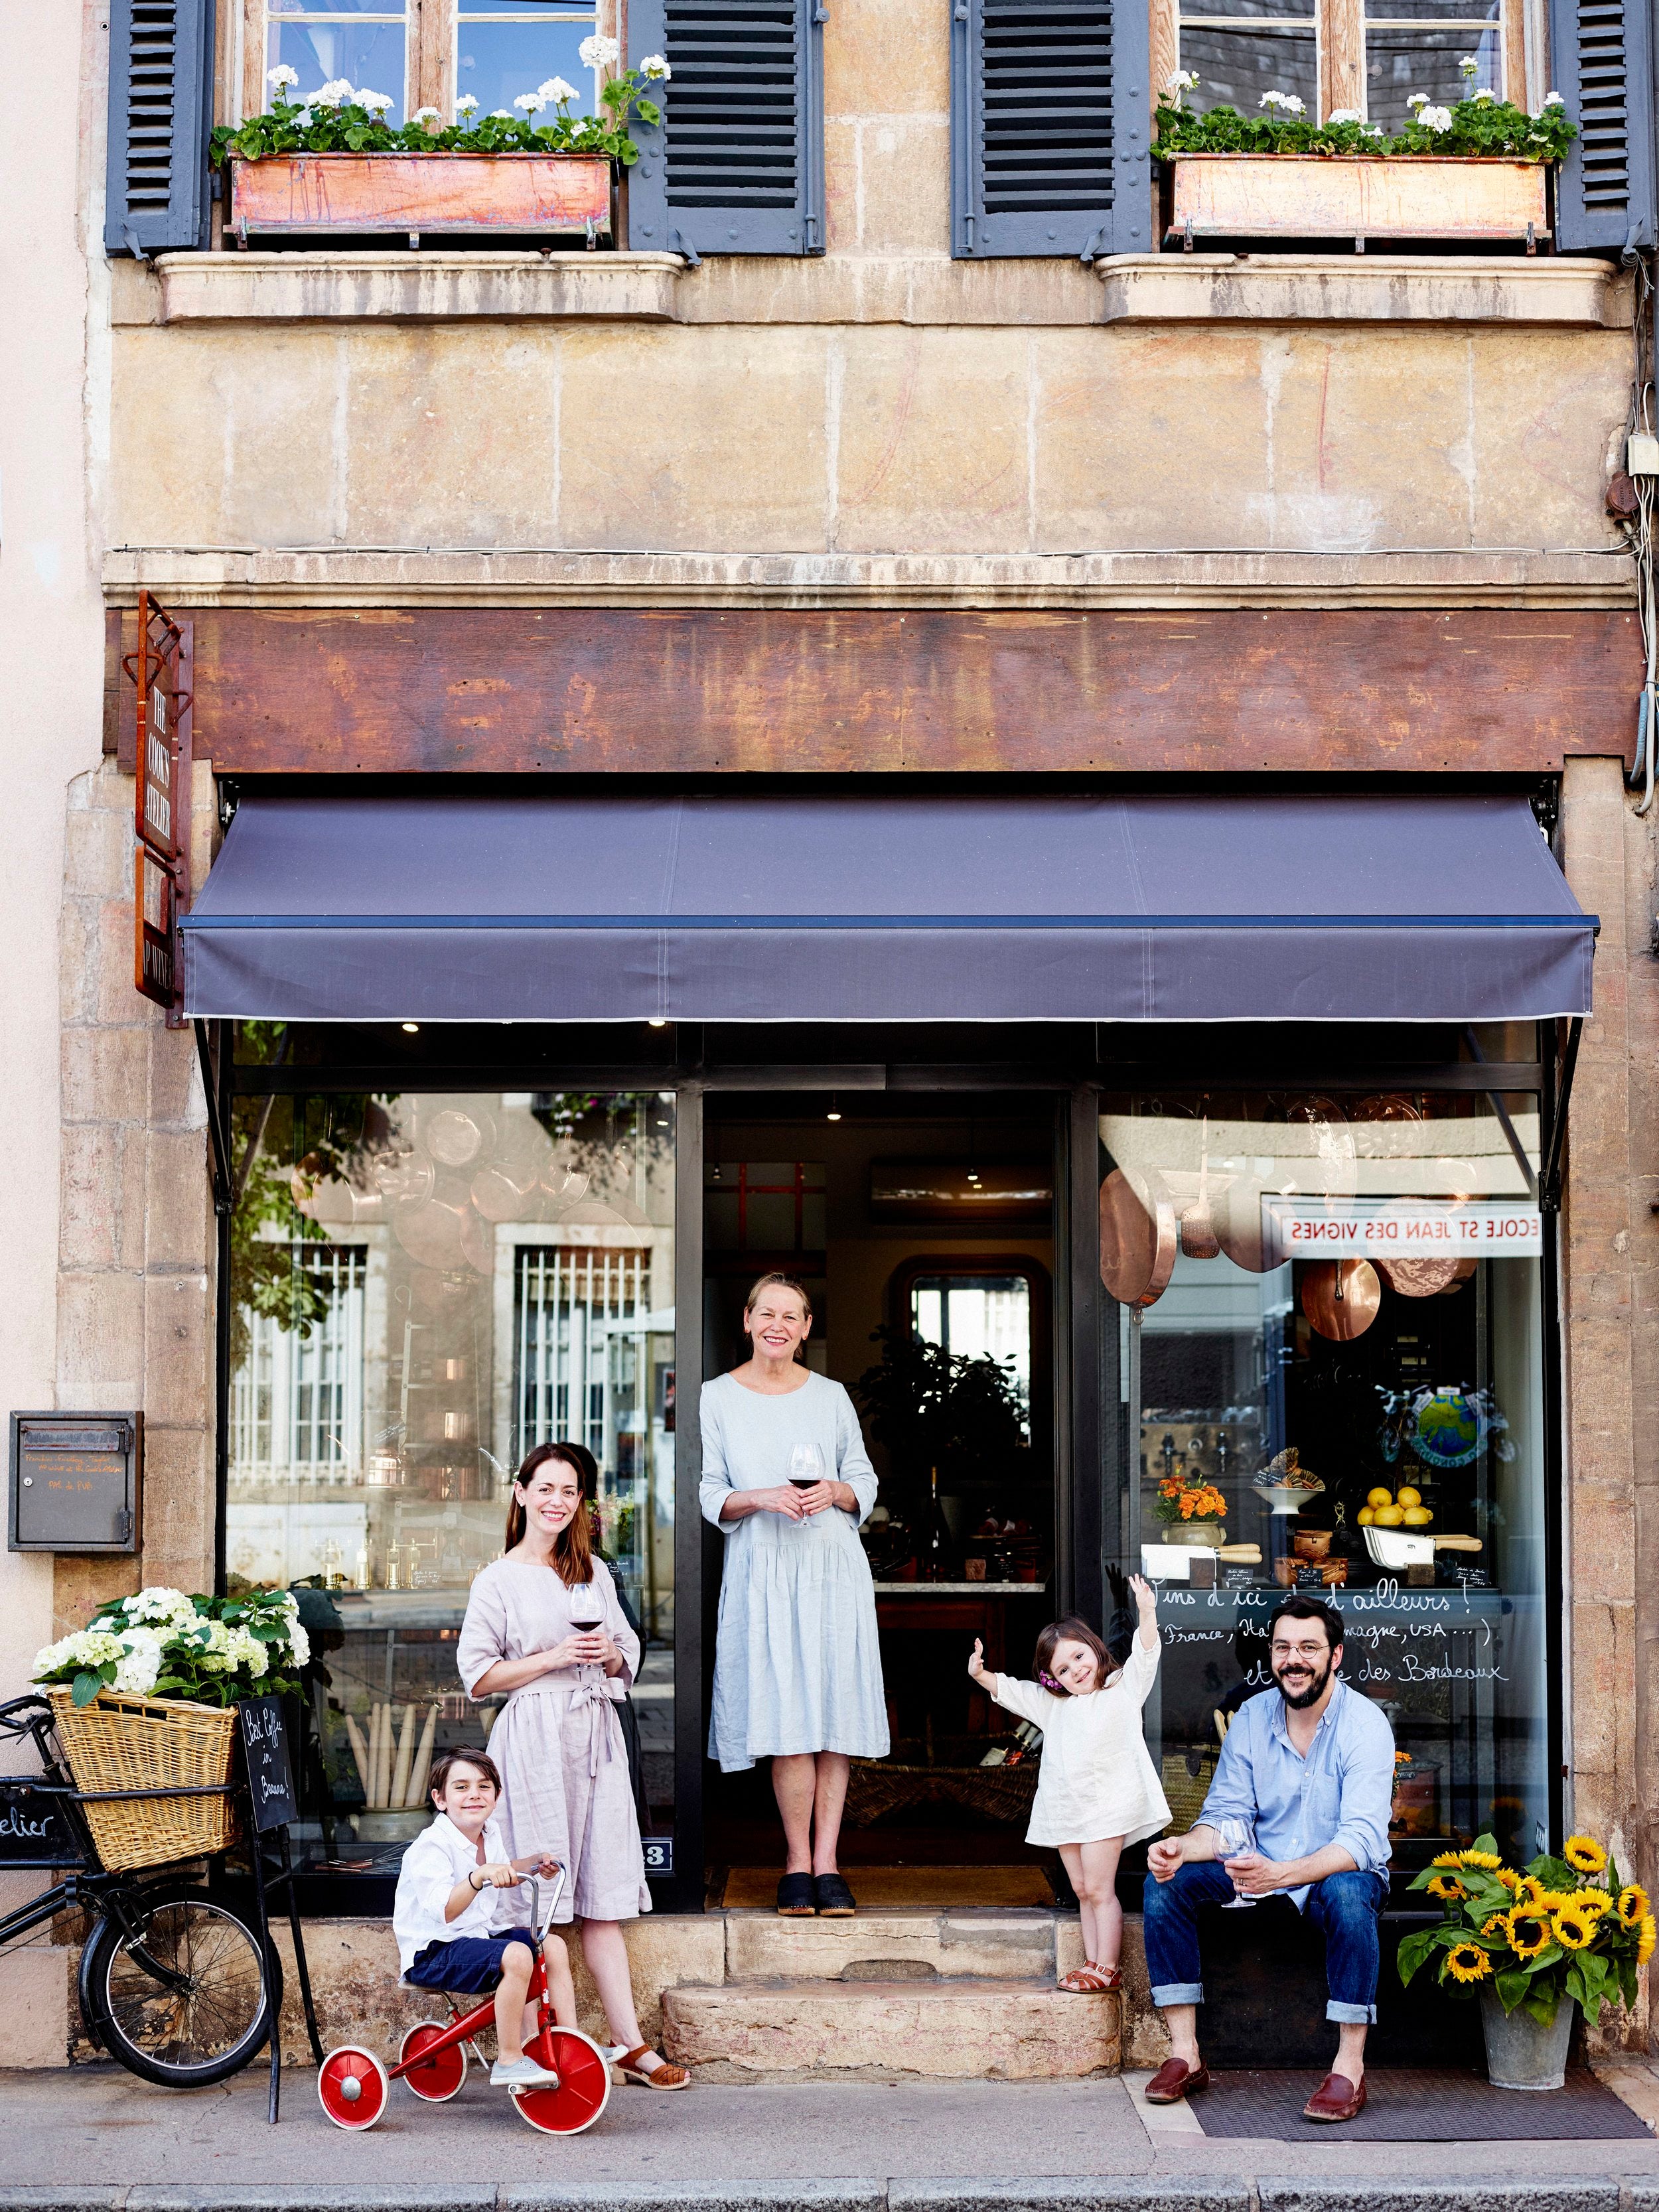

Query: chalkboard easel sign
[0,1779,87,1868]
[238,1696,298,1833]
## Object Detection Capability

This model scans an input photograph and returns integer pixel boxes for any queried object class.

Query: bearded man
[1141,1594,1395,2126]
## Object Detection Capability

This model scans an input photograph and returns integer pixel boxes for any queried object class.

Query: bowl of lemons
[1358,1484,1435,1568]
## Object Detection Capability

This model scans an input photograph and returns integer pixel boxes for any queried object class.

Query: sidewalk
[1,2067,1658,2209]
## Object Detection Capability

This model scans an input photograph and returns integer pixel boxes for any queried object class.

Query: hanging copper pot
[1374,1202,1462,1298]
[1301,1259,1381,1340]
[1179,1115,1222,1261]
[1100,1167,1177,1308]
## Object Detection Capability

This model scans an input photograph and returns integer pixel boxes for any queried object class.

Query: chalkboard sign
[239,1696,298,1833]
[0,1779,87,1868]
[9,1412,141,1553]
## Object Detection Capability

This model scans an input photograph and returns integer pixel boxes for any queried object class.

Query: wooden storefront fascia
[105,606,1640,777]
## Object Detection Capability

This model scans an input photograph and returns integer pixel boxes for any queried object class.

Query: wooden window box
[227,152,614,249]
[1161,155,1551,253]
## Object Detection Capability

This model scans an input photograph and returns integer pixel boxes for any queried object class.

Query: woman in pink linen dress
[457,1440,687,2088]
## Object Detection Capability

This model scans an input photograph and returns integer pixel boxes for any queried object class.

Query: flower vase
[1479,1985,1576,2089]
[1161,1523,1226,1547]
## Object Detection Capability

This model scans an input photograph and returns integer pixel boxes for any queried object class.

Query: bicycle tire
[82,1882,279,2089]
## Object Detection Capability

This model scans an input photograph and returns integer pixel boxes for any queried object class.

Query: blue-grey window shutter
[951,0,1148,258]
[1548,0,1656,252]
[105,0,216,255]
[627,0,826,256]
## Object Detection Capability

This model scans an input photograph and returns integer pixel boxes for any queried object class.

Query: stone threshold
[102,546,1636,612]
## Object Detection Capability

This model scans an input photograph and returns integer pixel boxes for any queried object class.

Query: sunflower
[1427,1874,1467,1903]
[1565,1834,1609,1874]
[1638,1914,1657,1967]
[1461,1850,1504,1872]
[1507,1910,1553,1960]
[1552,1903,1598,1951]
[1512,1875,1547,1911]
[1575,1888,1614,1919]
[1617,1884,1650,1929]
[1494,1868,1522,1894]
[1481,1912,1509,1938]
[1430,1850,1467,1871]
[1445,1942,1492,1984]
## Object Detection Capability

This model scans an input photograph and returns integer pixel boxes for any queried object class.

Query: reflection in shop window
[226,1084,676,1879]
[1100,1089,1547,1866]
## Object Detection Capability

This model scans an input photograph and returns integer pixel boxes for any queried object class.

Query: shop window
[1100,1089,1548,1866]
[226,1087,675,1884]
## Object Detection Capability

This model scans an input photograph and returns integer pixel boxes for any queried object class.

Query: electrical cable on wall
[1617,251,1657,813]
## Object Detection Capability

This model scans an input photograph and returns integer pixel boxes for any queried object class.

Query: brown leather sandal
[616,2045,690,2089]
[1057,1963,1122,1993]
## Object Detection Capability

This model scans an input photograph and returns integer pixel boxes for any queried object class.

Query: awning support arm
[193,1019,235,1218]
[1539,1016,1583,1215]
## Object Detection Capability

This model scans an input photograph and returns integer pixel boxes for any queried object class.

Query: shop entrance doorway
[701,1092,1066,1903]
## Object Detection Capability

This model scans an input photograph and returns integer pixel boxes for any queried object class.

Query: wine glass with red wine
[788,1444,826,1494]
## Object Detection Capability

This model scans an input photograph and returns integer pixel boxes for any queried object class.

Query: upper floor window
[454,1,599,119]
[1166,0,1511,127]
[267,0,411,124]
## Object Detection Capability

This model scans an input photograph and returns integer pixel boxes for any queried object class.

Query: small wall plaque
[9,1413,142,1553]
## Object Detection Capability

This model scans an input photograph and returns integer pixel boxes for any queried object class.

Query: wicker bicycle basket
[48,1687,239,1872]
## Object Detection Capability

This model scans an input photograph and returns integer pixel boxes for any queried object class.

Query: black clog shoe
[776,1872,816,1915]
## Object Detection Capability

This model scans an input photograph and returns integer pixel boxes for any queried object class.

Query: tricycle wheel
[511,2026,611,2134]
[399,2020,467,2101]
[319,2045,388,2129]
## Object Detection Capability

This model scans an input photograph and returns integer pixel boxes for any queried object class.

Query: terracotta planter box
[1162,154,1550,251]
[228,153,613,246]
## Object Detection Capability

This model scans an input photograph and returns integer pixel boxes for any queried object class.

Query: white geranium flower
[358,88,395,113]
[514,90,547,112]
[1407,90,1429,108]
[1419,103,1453,130]
[579,32,620,69]
[313,78,356,109]
[638,54,672,80]
[1327,107,1361,124]
[455,93,480,113]
[489,109,514,119]
[1259,88,1305,112]
[1542,90,1564,107]
[538,76,580,105]
[267,64,300,92]
[1472,87,1494,102]
[413,105,441,122]
[1459,52,1479,75]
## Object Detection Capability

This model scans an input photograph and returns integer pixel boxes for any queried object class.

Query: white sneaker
[490,2055,559,2088]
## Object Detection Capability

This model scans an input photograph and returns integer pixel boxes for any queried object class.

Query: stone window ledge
[1096,253,1633,327]
[111,251,688,326]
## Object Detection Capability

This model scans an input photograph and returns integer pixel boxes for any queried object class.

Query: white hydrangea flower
[129,1586,196,1627]
[289,1620,311,1665]
[313,78,356,109]
[113,1628,165,1697]
[1327,107,1361,124]
[33,1628,125,1681]
[267,64,300,92]
[455,93,480,113]
[638,54,672,80]
[538,76,580,105]
[579,32,620,69]
[358,88,395,114]
[1418,103,1453,130]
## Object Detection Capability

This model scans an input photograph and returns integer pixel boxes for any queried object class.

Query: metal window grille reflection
[513,1245,646,1470]
[232,1247,367,1482]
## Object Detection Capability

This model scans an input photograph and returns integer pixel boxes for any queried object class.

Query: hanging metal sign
[121,592,192,1014]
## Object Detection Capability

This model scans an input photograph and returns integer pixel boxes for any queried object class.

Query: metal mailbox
[9,1413,143,1553]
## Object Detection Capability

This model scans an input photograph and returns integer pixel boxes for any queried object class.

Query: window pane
[269,19,408,119]
[228,1089,676,1884]
[1100,1091,1549,1868]
[1179,24,1319,117]
[910,1273,1033,1440]
[455,17,596,116]
[1365,15,1500,131]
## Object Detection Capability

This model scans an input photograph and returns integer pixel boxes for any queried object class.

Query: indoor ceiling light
[401,1022,419,1034]
[648,1018,668,1029]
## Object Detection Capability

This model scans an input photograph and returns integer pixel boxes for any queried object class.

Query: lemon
[1373,1504,1406,1527]
[1396,1485,1422,1508]
[1357,1506,1376,1527]
[1366,1486,1394,1509]
[1402,1506,1433,1527]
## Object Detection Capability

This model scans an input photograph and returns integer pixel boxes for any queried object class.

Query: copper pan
[1374,1200,1461,1297]
[1100,1167,1177,1308]
[1301,1258,1381,1341]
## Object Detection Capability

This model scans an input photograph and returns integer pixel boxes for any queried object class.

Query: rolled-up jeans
[1142,1862,1388,2025]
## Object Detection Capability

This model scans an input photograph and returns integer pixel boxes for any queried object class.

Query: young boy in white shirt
[392,1748,579,2087]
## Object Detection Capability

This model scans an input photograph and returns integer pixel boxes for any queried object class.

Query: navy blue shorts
[406,1931,538,1994]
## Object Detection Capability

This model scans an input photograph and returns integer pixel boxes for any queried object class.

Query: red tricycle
[317,1869,611,2136]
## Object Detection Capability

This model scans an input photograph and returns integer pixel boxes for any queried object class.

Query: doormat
[718,1864,1056,1911]
[1192,2067,1653,2142]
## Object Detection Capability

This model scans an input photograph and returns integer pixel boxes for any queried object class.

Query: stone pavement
[2,2066,1659,2208]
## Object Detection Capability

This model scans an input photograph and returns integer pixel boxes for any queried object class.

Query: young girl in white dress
[968,1574,1169,1993]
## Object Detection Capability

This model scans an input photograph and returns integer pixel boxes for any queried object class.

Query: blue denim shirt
[1197,1679,1395,1909]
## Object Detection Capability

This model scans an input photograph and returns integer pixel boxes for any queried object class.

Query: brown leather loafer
[1144,2056,1210,2105]
[1303,2070,1367,2122]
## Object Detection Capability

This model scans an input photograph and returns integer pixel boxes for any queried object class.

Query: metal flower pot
[1479,1985,1576,2089]
[1161,1523,1226,1547]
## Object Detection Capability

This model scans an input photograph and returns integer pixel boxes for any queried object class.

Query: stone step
[723,1907,1079,1986]
[661,1976,1119,2082]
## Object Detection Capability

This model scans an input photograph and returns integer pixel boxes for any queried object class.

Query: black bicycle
[0,1693,278,2087]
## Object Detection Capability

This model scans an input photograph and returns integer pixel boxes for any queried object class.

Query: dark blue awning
[181,790,1595,1024]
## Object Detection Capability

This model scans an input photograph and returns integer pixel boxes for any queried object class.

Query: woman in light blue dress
[700,1272,889,1917]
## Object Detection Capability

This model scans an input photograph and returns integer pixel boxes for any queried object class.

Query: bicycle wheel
[82,1882,276,2088]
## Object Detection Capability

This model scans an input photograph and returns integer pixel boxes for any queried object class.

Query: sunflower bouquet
[1398,1830,1654,2026]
